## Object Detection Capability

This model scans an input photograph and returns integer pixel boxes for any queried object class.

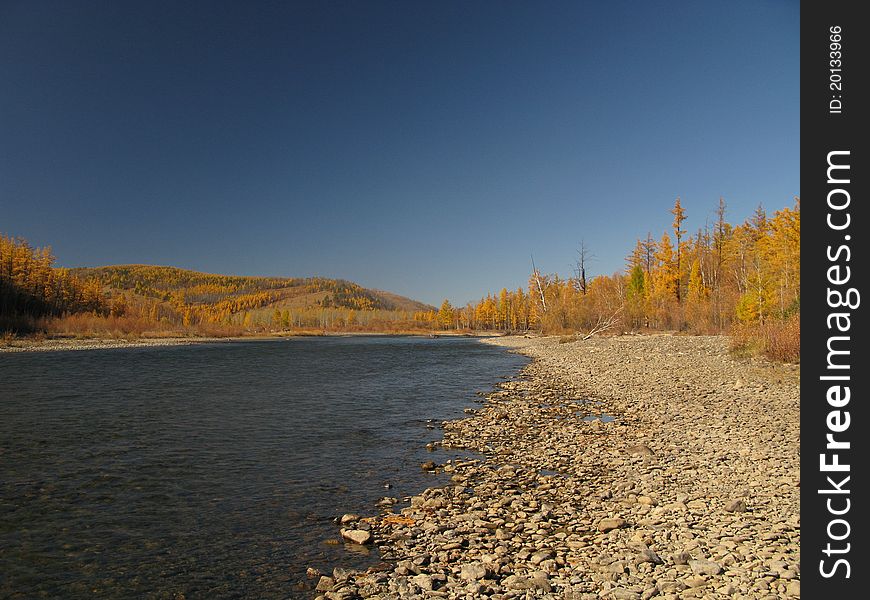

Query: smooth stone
[611,588,640,600]
[340,529,372,545]
[724,499,747,512]
[689,559,722,576]
[637,547,663,565]
[598,517,626,532]
[315,576,335,592]
[410,574,433,590]
[626,444,655,456]
[459,561,488,581]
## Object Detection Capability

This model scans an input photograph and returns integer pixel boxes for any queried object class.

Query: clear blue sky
[1,1,798,306]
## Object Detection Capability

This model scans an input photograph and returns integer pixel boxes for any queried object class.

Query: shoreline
[313,334,799,599]
[0,330,507,353]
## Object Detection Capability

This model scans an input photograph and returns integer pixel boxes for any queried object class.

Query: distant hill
[70,265,434,316]
[3,233,439,336]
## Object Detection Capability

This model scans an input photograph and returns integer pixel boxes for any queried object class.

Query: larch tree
[437,299,454,330]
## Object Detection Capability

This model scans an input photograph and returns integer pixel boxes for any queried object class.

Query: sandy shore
[314,334,800,599]
[0,337,227,353]
[0,331,498,354]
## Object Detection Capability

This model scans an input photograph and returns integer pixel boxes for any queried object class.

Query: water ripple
[0,337,526,599]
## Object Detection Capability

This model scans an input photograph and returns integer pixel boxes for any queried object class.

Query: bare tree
[574,240,593,295]
[671,197,686,304]
[530,255,547,312]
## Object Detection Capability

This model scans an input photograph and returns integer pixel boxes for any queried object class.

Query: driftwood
[582,306,624,340]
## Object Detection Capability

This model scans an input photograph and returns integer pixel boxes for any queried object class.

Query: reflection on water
[0,337,527,598]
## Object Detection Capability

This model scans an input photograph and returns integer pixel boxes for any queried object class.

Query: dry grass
[730,314,800,363]
[37,313,247,339]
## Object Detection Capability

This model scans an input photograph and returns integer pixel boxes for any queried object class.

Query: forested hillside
[1,244,434,336]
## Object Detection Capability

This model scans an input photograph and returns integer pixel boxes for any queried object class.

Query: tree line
[1,235,105,332]
[430,197,800,360]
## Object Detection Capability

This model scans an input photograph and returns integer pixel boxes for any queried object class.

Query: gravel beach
[0,337,217,353]
[314,333,800,599]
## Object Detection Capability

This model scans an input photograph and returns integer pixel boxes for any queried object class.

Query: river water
[0,336,527,598]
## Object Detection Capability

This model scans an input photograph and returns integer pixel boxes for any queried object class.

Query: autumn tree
[437,299,454,330]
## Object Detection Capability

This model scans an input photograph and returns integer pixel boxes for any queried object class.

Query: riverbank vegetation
[434,197,800,361]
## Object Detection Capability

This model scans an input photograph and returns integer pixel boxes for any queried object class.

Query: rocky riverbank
[0,336,221,353]
[313,334,800,600]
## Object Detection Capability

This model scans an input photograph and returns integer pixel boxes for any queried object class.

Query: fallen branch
[582,305,624,340]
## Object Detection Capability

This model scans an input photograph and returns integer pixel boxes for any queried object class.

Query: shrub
[730,313,800,363]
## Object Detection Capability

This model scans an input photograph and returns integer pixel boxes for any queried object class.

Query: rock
[410,574,433,590]
[339,513,360,524]
[786,580,800,596]
[529,571,552,592]
[324,590,356,600]
[641,587,659,600]
[460,562,488,581]
[315,576,335,592]
[724,498,747,512]
[626,444,655,456]
[607,561,627,574]
[686,499,707,512]
[420,461,436,471]
[672,551,692,565]
[530,549,554,564]
[503,574,533,590]
[689,559,722,576]
[611,589,640,600]
[656,580,686,593]
[306,567,321,579]
[684,576,708,588]
[598,517,626,532]
[637,547,663,565]
[340,529,372,545]
[637,495,656,506]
